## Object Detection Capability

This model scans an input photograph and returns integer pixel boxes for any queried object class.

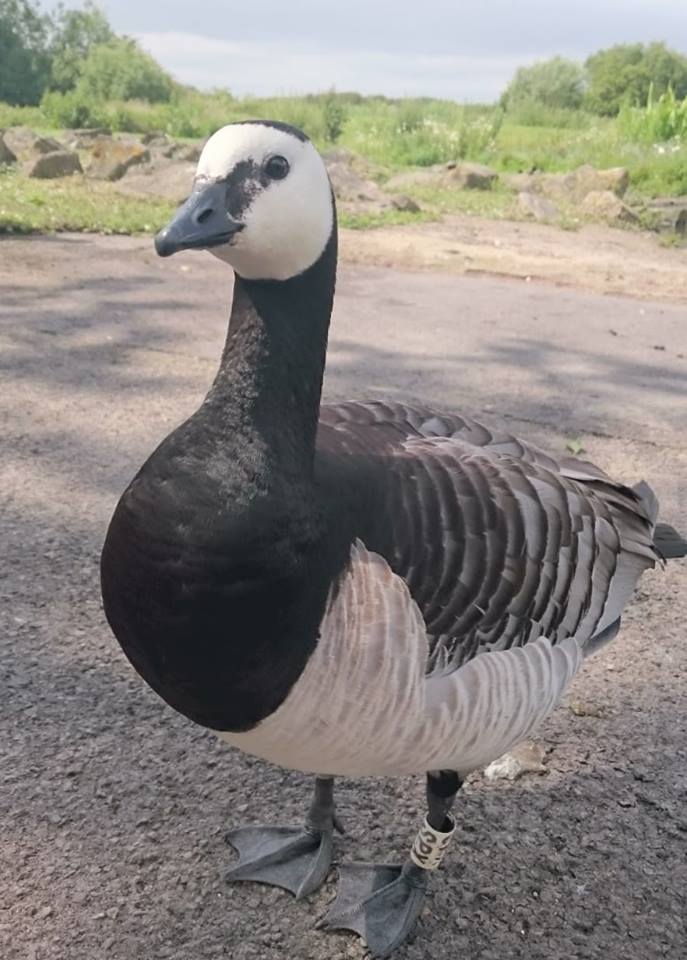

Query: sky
[44,1,687,101]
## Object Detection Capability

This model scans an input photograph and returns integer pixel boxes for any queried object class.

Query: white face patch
[195,122,334,282]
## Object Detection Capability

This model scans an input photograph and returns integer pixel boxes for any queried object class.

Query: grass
[2,89,687,237]
[0,167,174,234]
[0,167,431,234]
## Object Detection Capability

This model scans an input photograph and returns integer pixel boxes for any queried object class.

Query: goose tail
[632,481,686,560]
[653,522,687,560]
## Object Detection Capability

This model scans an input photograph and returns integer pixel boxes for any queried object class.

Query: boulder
[384,168,442,191]
[386,161,497,193]
[0,134,17,165]
[582,190,638,225]
[502,172,539,193]
[87,138,150,181]
[538,165,630,202]
[66,128,112,150]
[3,126,64,159]
[140,131,170,146]
[27,150,83,179]
[596,167,630,197]
[115,160,197,204]
[391,194,421,213]
[443,161,497,190]
[642,198,687,235]
[172,143,202,163]
[518,191,558,222]
[326,159,387,204]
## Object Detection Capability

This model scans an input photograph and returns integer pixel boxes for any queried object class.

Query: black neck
[204,225,337,477]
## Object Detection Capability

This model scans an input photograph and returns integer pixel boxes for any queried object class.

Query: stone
[87,139,150,181]
[502,172,539,193]
[27,151,83,179]
[173,143,202,163]
[140,131,170,145]
[643,198,687,236]
[0,133,17,165]
[596,167,630,197]
[115,160,196,204]
[536,165,630,203]
[582,190,638,225]
[518,191,559,222]
[3,126,64,159]
[444,161,497,190]
[326,160,387,204]
[66,128,112,150]
[384,168,442,191]
[391,194,421,213]
[484,741,547,782]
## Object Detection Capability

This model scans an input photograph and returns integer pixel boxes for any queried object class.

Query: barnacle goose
[100,120,687,957]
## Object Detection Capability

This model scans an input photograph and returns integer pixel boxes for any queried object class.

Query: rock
[518,191,558,222]
[444,161,497,190]
[569,699,605,718]
[643,198,687,236]
[582,190,638,225]
[27,151,83,179]
[387,161,497,193]
[3,126,64,159]
[0,133,17,165]
[173,143,202,163]
[140,131,169,146]
[502,172,539,193]
[87,139,150,181]
[537,165,630,202]
[115,160,196,204]
[391,194,421,213]
[483,741,547,782]
[66,128,112,150]
[385,168,442,191]
[596,167,630,197]
[326,160,387,204]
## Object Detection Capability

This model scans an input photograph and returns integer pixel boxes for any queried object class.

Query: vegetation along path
[1,234,685,960]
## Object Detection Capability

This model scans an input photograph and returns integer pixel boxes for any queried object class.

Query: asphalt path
[1,235,685,960]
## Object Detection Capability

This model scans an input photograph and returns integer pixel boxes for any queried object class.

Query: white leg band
[409,816,456,871]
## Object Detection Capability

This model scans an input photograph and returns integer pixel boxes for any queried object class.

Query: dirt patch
[340,214,687,302]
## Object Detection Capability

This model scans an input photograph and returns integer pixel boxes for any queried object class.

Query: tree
[0,0,51,105]
[501,57,586,112]
[585,42,687,116]
[49,1,114,93]
[75,37,174,102]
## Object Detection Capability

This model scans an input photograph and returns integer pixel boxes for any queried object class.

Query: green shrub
[40,87,107,127]
[76,37,173,103]
[502,57,586,112]
[321,91,347,143]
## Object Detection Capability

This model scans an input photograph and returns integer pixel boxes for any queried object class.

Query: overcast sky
[44,1,687,100]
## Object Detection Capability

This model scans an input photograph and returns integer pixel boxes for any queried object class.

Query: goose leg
[226,776,343,898]
[321,770,462,958]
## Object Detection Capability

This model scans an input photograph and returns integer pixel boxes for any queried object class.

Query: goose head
[155,120,334,281]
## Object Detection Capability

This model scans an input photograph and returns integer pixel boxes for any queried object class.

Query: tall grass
[618,87,687,143]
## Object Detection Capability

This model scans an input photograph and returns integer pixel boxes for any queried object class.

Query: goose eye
[264,155,290,180]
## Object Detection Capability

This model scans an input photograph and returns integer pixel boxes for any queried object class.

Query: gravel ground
[1,235,686,960]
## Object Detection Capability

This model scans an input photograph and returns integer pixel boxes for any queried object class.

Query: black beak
[154,180,243,257]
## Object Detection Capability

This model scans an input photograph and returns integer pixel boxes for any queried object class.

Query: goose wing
[317,400,656,672]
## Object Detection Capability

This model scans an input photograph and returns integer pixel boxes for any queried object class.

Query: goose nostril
[196,207,214,225]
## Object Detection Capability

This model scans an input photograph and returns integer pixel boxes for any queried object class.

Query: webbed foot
[226,823,335,898]
[225,776,342,898]
[321,861,427,957]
